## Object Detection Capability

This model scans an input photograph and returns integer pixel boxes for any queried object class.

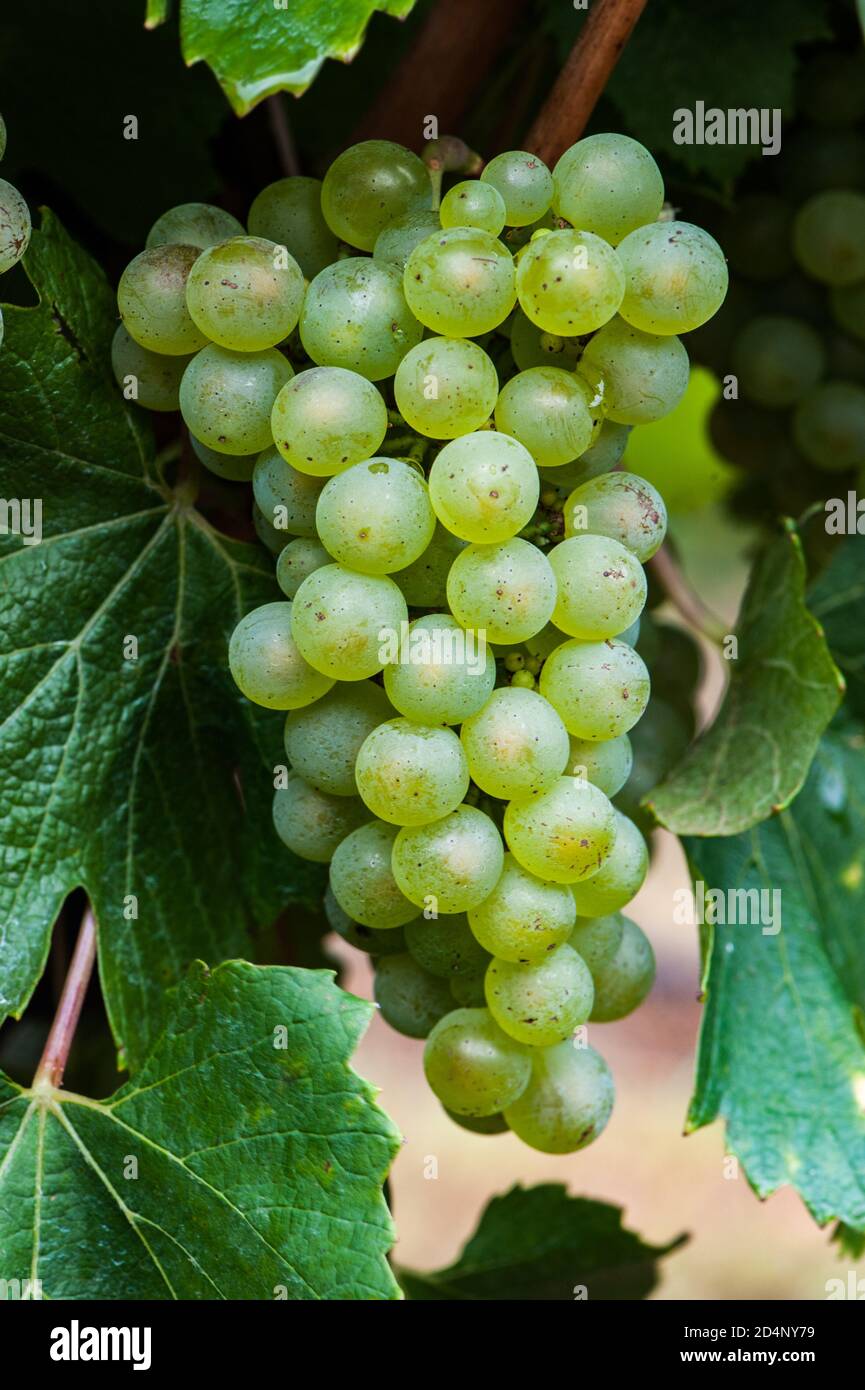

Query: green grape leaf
[809,534,865,721]
[0,960,400,1299]
[398,1184,685,1300]
[683,721,865,1230]
[147,0,419,116]
[648,524,844,836]
[0,211,325,1071]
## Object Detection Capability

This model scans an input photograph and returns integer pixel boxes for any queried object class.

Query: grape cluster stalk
[113,134,728,1154]
[0,114,32,348]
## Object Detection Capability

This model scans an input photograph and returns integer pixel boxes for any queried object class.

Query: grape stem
[523,0,649,165]
[33,905,97,1090]
[267,95,301,176]
[649,547,727,646]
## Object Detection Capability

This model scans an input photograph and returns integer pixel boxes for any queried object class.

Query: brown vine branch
[650,547,728,646]
[523,0,649,165]
[33,906,97,1090]
[267,95,301,176]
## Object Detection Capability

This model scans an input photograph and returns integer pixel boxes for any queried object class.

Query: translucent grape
[570,810,648,914]
[374,954,454,1038]
[392,806,505,914]
[276,537,331,598]
[190,434,258,482]
[504,1041,614,1153]
[731,315,825,409]
[324,883,407,956]
[291,564,408,681]
[394,525,467,607]
[283,680,392,796]
[373,211,442,273]
[485,943,594,1046]
[321,139,430,251]
[316,458,435,574]
[516,229,625,336]
[540,637,650,740]
[481,151,553,227]
[252,448,324,538]
[247,175,339,278]
[504,775,616,884]
[272,775,367,863]
[440,180,506,236]
[495,366,596,468]
[589,917,655,1021]
[565,734,633,798]
[404,227,517,337]
[180,344,293,454]
[467,853,575,963]
[145,202,244,251]
[271,366,388,477]
[563,469,667,562]
[460,687,569,800]
[110,325,191,413]
[793,191,865,286]
[185,236,305,351]
[548,535,647,640]
[617,221,728,335]
[405,915,489,979]
[446,538,556,645]
[552,134,664,245]
[228,601,333,710]
[383,613,495,725]
[423,1007,531,1116]
[118,245,207,355]
[579,318,689,425]
[568,912,624,973]
[429,431,539,543]
[793,382,865,472]
[355,718,469,826]
[539,420,631,492]
[509,310,581,372]
[329,819,419,929]
[300,257,423,380]
[394,336,498,439]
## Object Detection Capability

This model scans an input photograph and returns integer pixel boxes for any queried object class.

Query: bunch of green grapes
[0,116,33,350]
[112,133,725,1154]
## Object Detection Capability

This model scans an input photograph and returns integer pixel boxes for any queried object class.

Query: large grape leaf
[649,524,843,836]
[0,960,400,1299]
[0,212,324,1071]
[683,721,865,1231]
[147,0,418,116]
[810,534,865,721]
[399,1185,685,1300]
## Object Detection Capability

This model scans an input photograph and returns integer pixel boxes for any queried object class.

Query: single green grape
[563,470,667,562]
[276,537,331,598]
[552,134,664,244]
[252,448,324,538]
[731,315,825,409]
[321,139,430,251]
[145,201,244,250]
[589,916,655,1021]
[228,601,333,710]
[539,420,631,493]
[185,236,305,351]
[617,221,728,335]
[450,971,487,1007]
[329,818,419,929]
[793,190,865,286]
[374,954,454,1038]
[110,325,191,413]
[570,810,648,914]
[793,381,865,471]
[324,884,408,956]
[481,151,553,227]
[405,915,490,979]
[440,180,507,236]
[468,853,575,963]
[509,310,581,372]
[291,564,408,681]
[516,229,625,336]
[579,318,689,425]
[283,679,392,796]
[392,805,505,914]
[504,775,616,885]
[485,943,594,1046]
[190,435,258,482]
[495,366,596,468]
[423,1007,531,1116]
[565,734,633,798]
[247,175,339,278]
[394,336,498,439]
[180,344,293,454]
[118,244,208,355]
[504,1041,614,1153]
[404,227,517,337]
[271,365,388,477]
[394,525,466,607]
[383,612,495,725]
[568,912,624,972]
[272,775,367,863]
[0,177,30,274]
[460,687,569,800]
[548,535,647,640]
[446,538,556,645]
[373,211,442,273]
[316,458,436,574]
[300,257,423,380]
[429,430,539,543]
[540,637,650,740]
[355,718,469,826]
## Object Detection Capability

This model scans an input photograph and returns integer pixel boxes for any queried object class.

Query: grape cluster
[113,134,727,1154]
[691,47,865,516]
[0,115,32,346]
